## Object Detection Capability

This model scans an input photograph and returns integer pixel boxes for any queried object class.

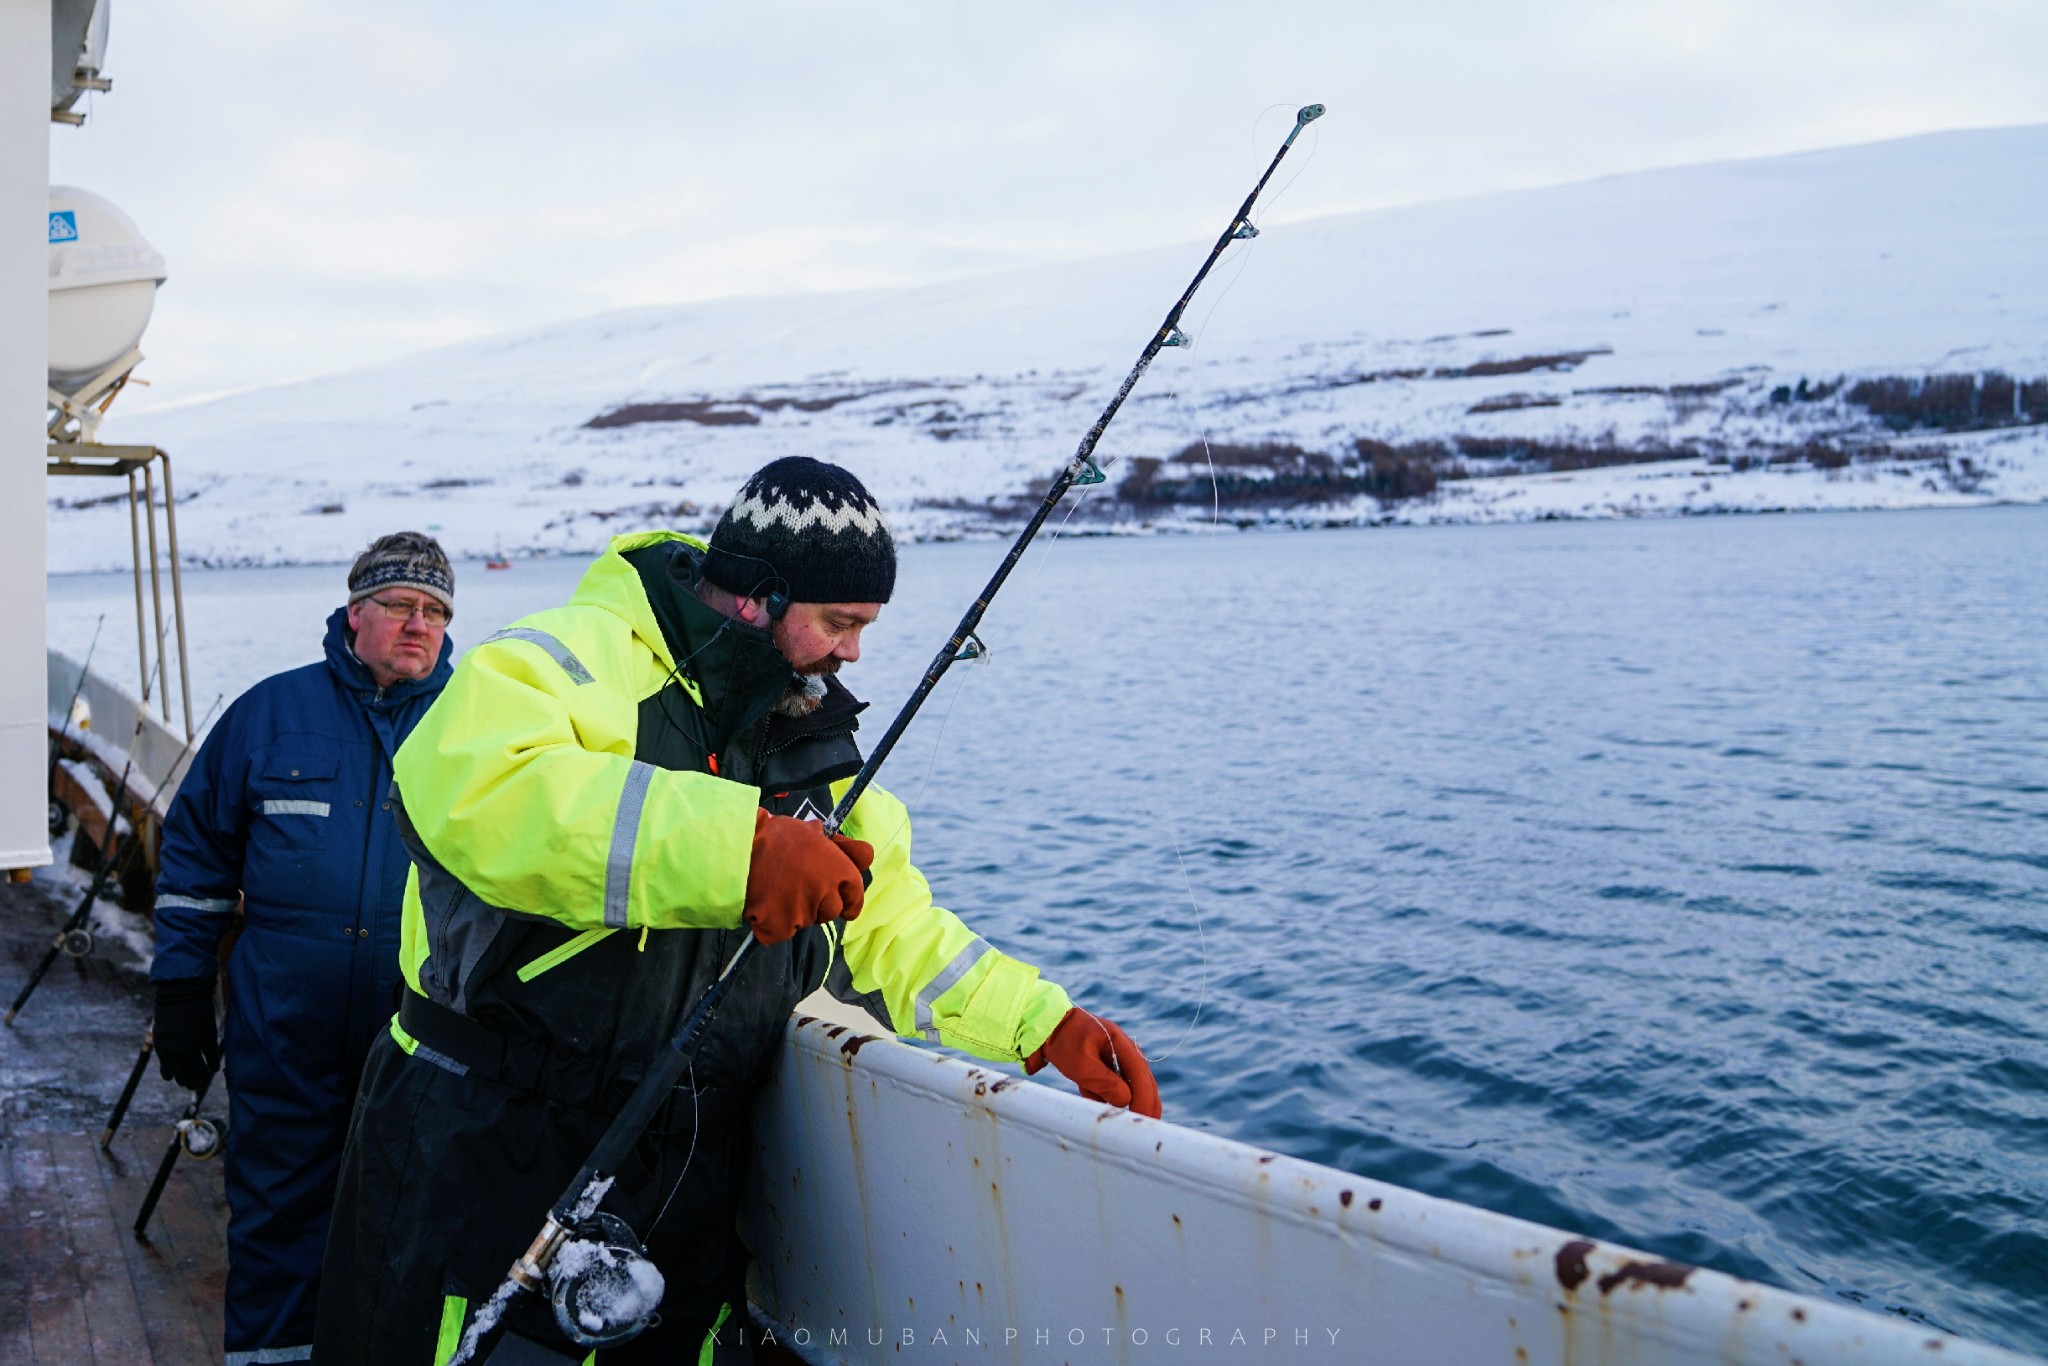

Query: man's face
[346,589,448,689]
[769,601,881,676]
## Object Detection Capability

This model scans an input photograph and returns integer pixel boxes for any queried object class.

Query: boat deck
[2,1128,227,1365]
[1,873,227,1365]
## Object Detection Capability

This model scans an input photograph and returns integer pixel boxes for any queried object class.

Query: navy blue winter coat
[151,606,452,1358]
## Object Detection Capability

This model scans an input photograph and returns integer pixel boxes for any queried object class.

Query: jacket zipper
[516,928,616,983]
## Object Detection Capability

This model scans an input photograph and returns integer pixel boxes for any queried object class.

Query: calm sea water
[48,506,2048,1354]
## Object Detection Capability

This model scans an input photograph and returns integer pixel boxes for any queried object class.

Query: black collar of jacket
[764,674,866,751]
[625,540,794,752]
[757,674,868,792]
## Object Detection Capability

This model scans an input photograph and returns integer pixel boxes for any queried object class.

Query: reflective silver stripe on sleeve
[408,1042,470,1078]
[154,893,237,915]
[914,937,993,1042]
[225,1347,314,1365]
[261,799,331,817]
[603,761,656,930]
[484,627,595,685]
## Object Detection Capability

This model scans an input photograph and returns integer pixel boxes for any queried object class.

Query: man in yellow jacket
[315,458,1159,1365]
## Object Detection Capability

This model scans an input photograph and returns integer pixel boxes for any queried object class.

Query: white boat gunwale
[745,1009,2039,1364]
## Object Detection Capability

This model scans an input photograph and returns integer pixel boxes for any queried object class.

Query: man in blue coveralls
[149,531,456,1366]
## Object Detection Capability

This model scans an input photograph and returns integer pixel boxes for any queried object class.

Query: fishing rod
[134,1063,223,1239]
[451,101,1326,1365]
[6,690,221,1025]
[10,658,161,1023]
[47,615,105,833]
[102,1024,154,1149]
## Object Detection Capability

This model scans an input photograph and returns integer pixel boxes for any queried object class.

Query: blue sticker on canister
[48,211,78,243]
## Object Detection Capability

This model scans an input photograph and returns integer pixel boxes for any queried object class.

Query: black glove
[153,976,221,1092]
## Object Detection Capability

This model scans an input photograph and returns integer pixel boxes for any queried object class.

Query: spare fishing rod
[12,658,165,1024]
[5,691,220,1025]
[47,615,105,836]
[451,101,1326,1365]
[9,813,141,1022]
[134,1062,223,1240]
[102,1024,154,1149]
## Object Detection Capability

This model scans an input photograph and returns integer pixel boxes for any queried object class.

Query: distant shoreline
[42,482,2048,577]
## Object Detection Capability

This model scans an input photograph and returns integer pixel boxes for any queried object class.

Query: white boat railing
[47,646,199,823]
[746,1011,2038,1365]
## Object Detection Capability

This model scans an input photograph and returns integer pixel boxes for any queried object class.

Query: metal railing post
[127,469,149,704]
[157,450,194,740]
[141,461,169,723]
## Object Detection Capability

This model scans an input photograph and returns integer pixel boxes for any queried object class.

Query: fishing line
[1000,109,1319,1062]
[1098,111,1324,1063]
[1077,1007,1126,1084]
[644,1061,700,1236]
[907,665,976,819]
[1034,476,1103,565]
[1178,108,1319,385]
[1122,417,1219,1061]
[1147,823,1210,1064]
[1025,107,1322,570]
[867,656,979,868]
[1245,101,1322,231]
[1030,113,1312,571]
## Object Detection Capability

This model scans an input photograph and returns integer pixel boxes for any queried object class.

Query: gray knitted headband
[347,531,455,612]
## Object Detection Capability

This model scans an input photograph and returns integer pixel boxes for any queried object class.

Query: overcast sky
[48,0,2048,408]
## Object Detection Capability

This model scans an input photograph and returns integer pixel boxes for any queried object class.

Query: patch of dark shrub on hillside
[1119,443,1349,506]
[1309,367,1430,393]
[1116,441,1446,508]
[1349,440,1443,500]
[588,401,761,428]
[1796,442,1852,470]
[1118,433,1726,511]
[1669,377,1750,399]
[1466,393,1562,414]
[1944,453,1986,493]
[1581,377,1750,401]
[1844,372,2047,432]
[1434,349,1611,379]
[1451,436,1692,473]
[1709,440,1903,472]
[1768,376,1842,404]
[586,383,925,429]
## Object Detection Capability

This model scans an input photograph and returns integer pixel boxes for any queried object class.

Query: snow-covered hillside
[63,124,2048,571]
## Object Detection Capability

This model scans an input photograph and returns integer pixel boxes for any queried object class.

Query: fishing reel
[59,927,94,959]
[176,1115,222,1160]
[547,1212,665,1349]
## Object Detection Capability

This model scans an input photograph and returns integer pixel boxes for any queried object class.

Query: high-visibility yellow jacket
[388,530,1071,1081]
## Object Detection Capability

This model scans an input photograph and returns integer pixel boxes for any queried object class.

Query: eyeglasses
[364,594,451,627]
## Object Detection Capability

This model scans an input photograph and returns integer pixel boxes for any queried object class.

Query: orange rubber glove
[1024,1008,1163,1118]
[744,811,873,945]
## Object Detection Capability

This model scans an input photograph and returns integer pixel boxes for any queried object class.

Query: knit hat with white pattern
[704,457,896,604]
[347,530,455,612]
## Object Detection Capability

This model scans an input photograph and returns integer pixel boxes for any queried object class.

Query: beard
[774,670,831,717]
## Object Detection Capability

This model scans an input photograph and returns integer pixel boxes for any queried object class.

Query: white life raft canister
[48,185,167,392]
